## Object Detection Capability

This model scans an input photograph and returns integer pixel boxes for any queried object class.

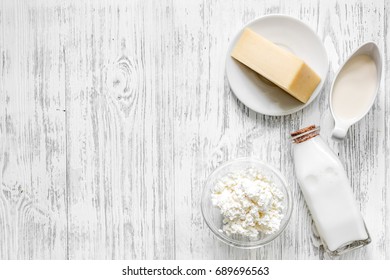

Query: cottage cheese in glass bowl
[201,158,293,248]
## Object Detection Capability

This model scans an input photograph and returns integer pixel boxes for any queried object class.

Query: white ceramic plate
[226,15,329,116]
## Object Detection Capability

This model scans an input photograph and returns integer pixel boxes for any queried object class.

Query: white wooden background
[0,0,388,260]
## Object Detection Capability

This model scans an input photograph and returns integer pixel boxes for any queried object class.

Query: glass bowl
[201,158,293,249]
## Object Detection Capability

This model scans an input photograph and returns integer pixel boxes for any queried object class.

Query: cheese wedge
[231,28,321,103]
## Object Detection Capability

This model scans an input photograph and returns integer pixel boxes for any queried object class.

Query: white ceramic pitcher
[330,42,382,139]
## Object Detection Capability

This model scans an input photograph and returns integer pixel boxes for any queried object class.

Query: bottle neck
[290,125,320,144]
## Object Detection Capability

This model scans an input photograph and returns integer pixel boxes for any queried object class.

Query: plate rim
[225,14,329,116]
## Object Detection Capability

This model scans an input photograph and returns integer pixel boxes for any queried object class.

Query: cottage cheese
[211,168,284,239]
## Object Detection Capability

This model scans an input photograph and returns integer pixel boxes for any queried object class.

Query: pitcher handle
[332,123,349,140]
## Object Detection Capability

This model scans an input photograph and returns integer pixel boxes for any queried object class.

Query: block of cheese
[231,28,321,103]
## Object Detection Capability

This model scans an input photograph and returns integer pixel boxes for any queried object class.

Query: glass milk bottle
[291,125,370,256]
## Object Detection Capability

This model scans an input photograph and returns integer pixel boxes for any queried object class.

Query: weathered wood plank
[0,0,67,259]
[383,0,390,260]
[65,0,175,259]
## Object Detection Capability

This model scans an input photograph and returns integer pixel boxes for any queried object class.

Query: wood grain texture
[0,0,388,259]
[0,0,67,259]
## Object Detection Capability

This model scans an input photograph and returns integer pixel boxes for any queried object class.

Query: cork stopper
[291,125,320,143]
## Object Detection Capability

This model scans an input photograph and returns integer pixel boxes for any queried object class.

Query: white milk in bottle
[291,125,370,256]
